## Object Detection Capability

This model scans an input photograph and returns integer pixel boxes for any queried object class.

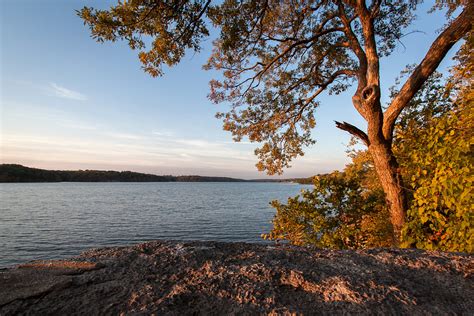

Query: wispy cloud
[222,140,253,145]
[152,130,174,137]
[49,83,87,101]
[60,122,98,131]
[1,133,346,178]
[104,132,144,140]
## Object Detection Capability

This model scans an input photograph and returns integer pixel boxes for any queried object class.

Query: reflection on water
[0,182,307,267]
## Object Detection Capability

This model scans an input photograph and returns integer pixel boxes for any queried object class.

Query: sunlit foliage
[265,45,473,251]
[79,1,212,77]
[399,101,473,252]
[398,37,473,252]
[204,0,419,174]
[263,150,393,249]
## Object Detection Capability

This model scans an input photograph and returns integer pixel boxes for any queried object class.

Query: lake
[0,182,308,267]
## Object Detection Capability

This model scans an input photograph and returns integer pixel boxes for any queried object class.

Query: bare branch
[335,121,369,146]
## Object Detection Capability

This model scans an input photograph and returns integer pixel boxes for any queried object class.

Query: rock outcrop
[1,240,472,315]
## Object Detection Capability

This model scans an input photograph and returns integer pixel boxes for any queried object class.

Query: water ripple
[0,182,308,267]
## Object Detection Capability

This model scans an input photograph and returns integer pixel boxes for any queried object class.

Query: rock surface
[1,240,473,315]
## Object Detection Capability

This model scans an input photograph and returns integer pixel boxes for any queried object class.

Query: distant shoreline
[0,164,314,184]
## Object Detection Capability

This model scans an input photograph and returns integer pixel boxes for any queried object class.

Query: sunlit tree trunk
[369,141,407,241]
[348,83,408,243]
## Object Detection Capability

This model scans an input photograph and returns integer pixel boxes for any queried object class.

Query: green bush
[400,95,473,252]
[262,151,393,249]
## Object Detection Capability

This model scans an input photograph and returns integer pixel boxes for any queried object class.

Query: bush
[262,152,393,249]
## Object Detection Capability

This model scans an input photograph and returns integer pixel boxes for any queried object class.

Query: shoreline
[1,240,473,314]
[0,164,315,184]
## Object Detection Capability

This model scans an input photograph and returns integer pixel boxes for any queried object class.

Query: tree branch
[356,0,380,86]
[300,69,356,108]
[383,2,473,141]
[337,1,367,88]
[335,121,369,146]
[175,0,211,42]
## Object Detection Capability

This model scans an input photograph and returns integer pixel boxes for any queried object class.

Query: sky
[0,1,461,179]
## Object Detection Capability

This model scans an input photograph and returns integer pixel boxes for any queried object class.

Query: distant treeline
[0,164,315,183]
[0,164,247,183]
[250,178,314,184]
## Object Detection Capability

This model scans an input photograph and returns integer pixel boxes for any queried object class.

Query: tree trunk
[369,141,407,243]
[345,83,408,244]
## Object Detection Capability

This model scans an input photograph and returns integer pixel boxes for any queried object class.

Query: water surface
[0,182,307,267]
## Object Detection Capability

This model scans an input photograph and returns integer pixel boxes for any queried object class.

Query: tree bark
[368,141,407,242]
[344,84,407,243]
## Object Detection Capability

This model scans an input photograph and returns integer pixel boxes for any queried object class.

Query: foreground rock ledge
[1,241,473,315]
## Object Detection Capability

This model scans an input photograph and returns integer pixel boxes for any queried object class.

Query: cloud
[103,132,144,140]
[61,123,98,131]
[222,140,252,145]
[152,130,174,137]
[49,83,87,101]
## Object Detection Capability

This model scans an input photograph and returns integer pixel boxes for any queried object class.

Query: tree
[79,0,473,241]
[263,63,472,250]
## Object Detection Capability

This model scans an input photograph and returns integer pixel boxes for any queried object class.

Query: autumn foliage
[265,41,473,251]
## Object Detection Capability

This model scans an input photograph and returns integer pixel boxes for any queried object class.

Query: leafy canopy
[80,0,212,77]
[79,0,419,174]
